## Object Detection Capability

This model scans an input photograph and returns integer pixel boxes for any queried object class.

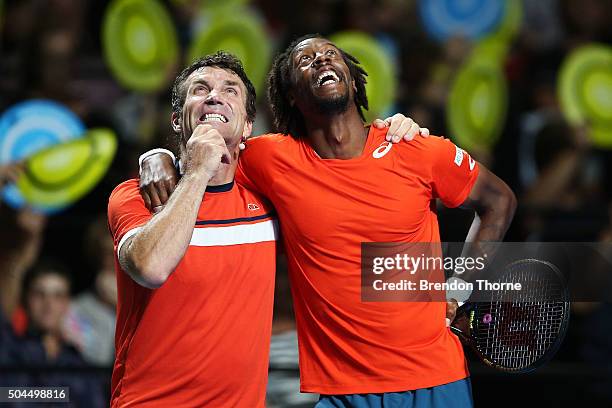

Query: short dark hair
[267,34,369,137]
[171,51,256,123]
[22,259,72,299]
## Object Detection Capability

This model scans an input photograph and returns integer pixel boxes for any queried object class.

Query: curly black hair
[171,51,256,123]
[267,34,369,137]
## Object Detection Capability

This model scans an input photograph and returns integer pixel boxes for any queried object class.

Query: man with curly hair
[258,34,515,407]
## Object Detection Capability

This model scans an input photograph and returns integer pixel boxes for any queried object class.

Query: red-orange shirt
[107,180,277,407]
[237,127,479,394]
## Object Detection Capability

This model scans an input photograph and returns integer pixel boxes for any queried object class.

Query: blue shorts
[315,378,473,408]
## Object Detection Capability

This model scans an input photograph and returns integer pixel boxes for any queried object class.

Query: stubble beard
[313,91,350,116]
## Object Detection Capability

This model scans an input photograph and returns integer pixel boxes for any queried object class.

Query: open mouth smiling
[315,70,340,87]
[199,113,228,123]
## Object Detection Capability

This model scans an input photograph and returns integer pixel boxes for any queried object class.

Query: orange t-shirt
[237,127,479,394]
[107,180,277,407]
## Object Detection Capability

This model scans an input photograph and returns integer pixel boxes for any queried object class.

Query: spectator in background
[1,0,87,113]
[521,0,566,53]
[562,0,612,46]
[407,36,471,141]
[0,261,106,408]
[63,215,117,366]
[16,262,74,364]
[0,166,47,349]
[520,120,607,241]
[0,162,46,326]
[522,121,601,211]
[515,54,607,241]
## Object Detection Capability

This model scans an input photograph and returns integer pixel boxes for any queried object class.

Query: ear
[352,79,357,93]
[171,112,182,134]
[242,121,253,139]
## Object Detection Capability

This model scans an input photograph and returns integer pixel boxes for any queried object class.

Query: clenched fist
[183,124,232,179]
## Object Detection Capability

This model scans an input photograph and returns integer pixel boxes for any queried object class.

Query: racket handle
[447,301,466,327]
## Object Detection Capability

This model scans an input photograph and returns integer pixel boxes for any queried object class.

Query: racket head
[451,259,570,373]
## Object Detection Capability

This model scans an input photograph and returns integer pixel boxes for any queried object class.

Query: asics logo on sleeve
[454,145,476,171]
[454,145,464,166]
[373,141,393,159]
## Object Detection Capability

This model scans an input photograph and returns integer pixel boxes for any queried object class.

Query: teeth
[317,70,339,86]
[202,113,227,123]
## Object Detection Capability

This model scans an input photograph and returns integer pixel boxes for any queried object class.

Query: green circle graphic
[103,0,179,91]
[125,15,157,65]
[188,11,271,93]
[559,44,612,148]
[448,60,507,150]
[18,129,117,211]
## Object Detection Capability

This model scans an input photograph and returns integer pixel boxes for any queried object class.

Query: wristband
[138,148,176,175]
[445,276,472,305]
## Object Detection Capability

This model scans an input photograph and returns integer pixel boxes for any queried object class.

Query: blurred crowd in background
[0,0,611,406]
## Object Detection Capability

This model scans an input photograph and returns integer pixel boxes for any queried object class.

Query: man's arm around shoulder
[118,171,209,289]
[115,125,229,289]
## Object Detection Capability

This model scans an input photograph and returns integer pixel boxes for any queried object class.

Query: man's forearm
[465,202,515,243]
[120,172,209,288]
[461,206,514,270]
[458,175,517,285]
[0,254,36,316]
[0,226,43,316]
[524,151,581,208]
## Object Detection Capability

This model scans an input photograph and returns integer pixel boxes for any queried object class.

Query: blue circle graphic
[418,0,505,42]
[0,100,85,208]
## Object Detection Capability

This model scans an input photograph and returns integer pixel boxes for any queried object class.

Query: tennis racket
[450,259,570,373]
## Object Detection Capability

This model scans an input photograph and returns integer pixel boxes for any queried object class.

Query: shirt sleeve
[235,160,262,195]
[235,135,278,198]
[429,138,480,208]
[107,180,153,257]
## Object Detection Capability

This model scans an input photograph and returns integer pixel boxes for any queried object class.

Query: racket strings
[472,261,569,371]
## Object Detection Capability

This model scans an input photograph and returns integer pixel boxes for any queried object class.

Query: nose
[312,51,331,67]
[204,91,223,106]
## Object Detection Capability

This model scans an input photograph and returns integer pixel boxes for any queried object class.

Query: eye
[300,54,311,62]
[326,49,336,56]
[194,85,208,94]
[226,88,238,95]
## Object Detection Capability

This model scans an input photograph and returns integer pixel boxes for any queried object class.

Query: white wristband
[445,277,472,305]
[138,148,176,175]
